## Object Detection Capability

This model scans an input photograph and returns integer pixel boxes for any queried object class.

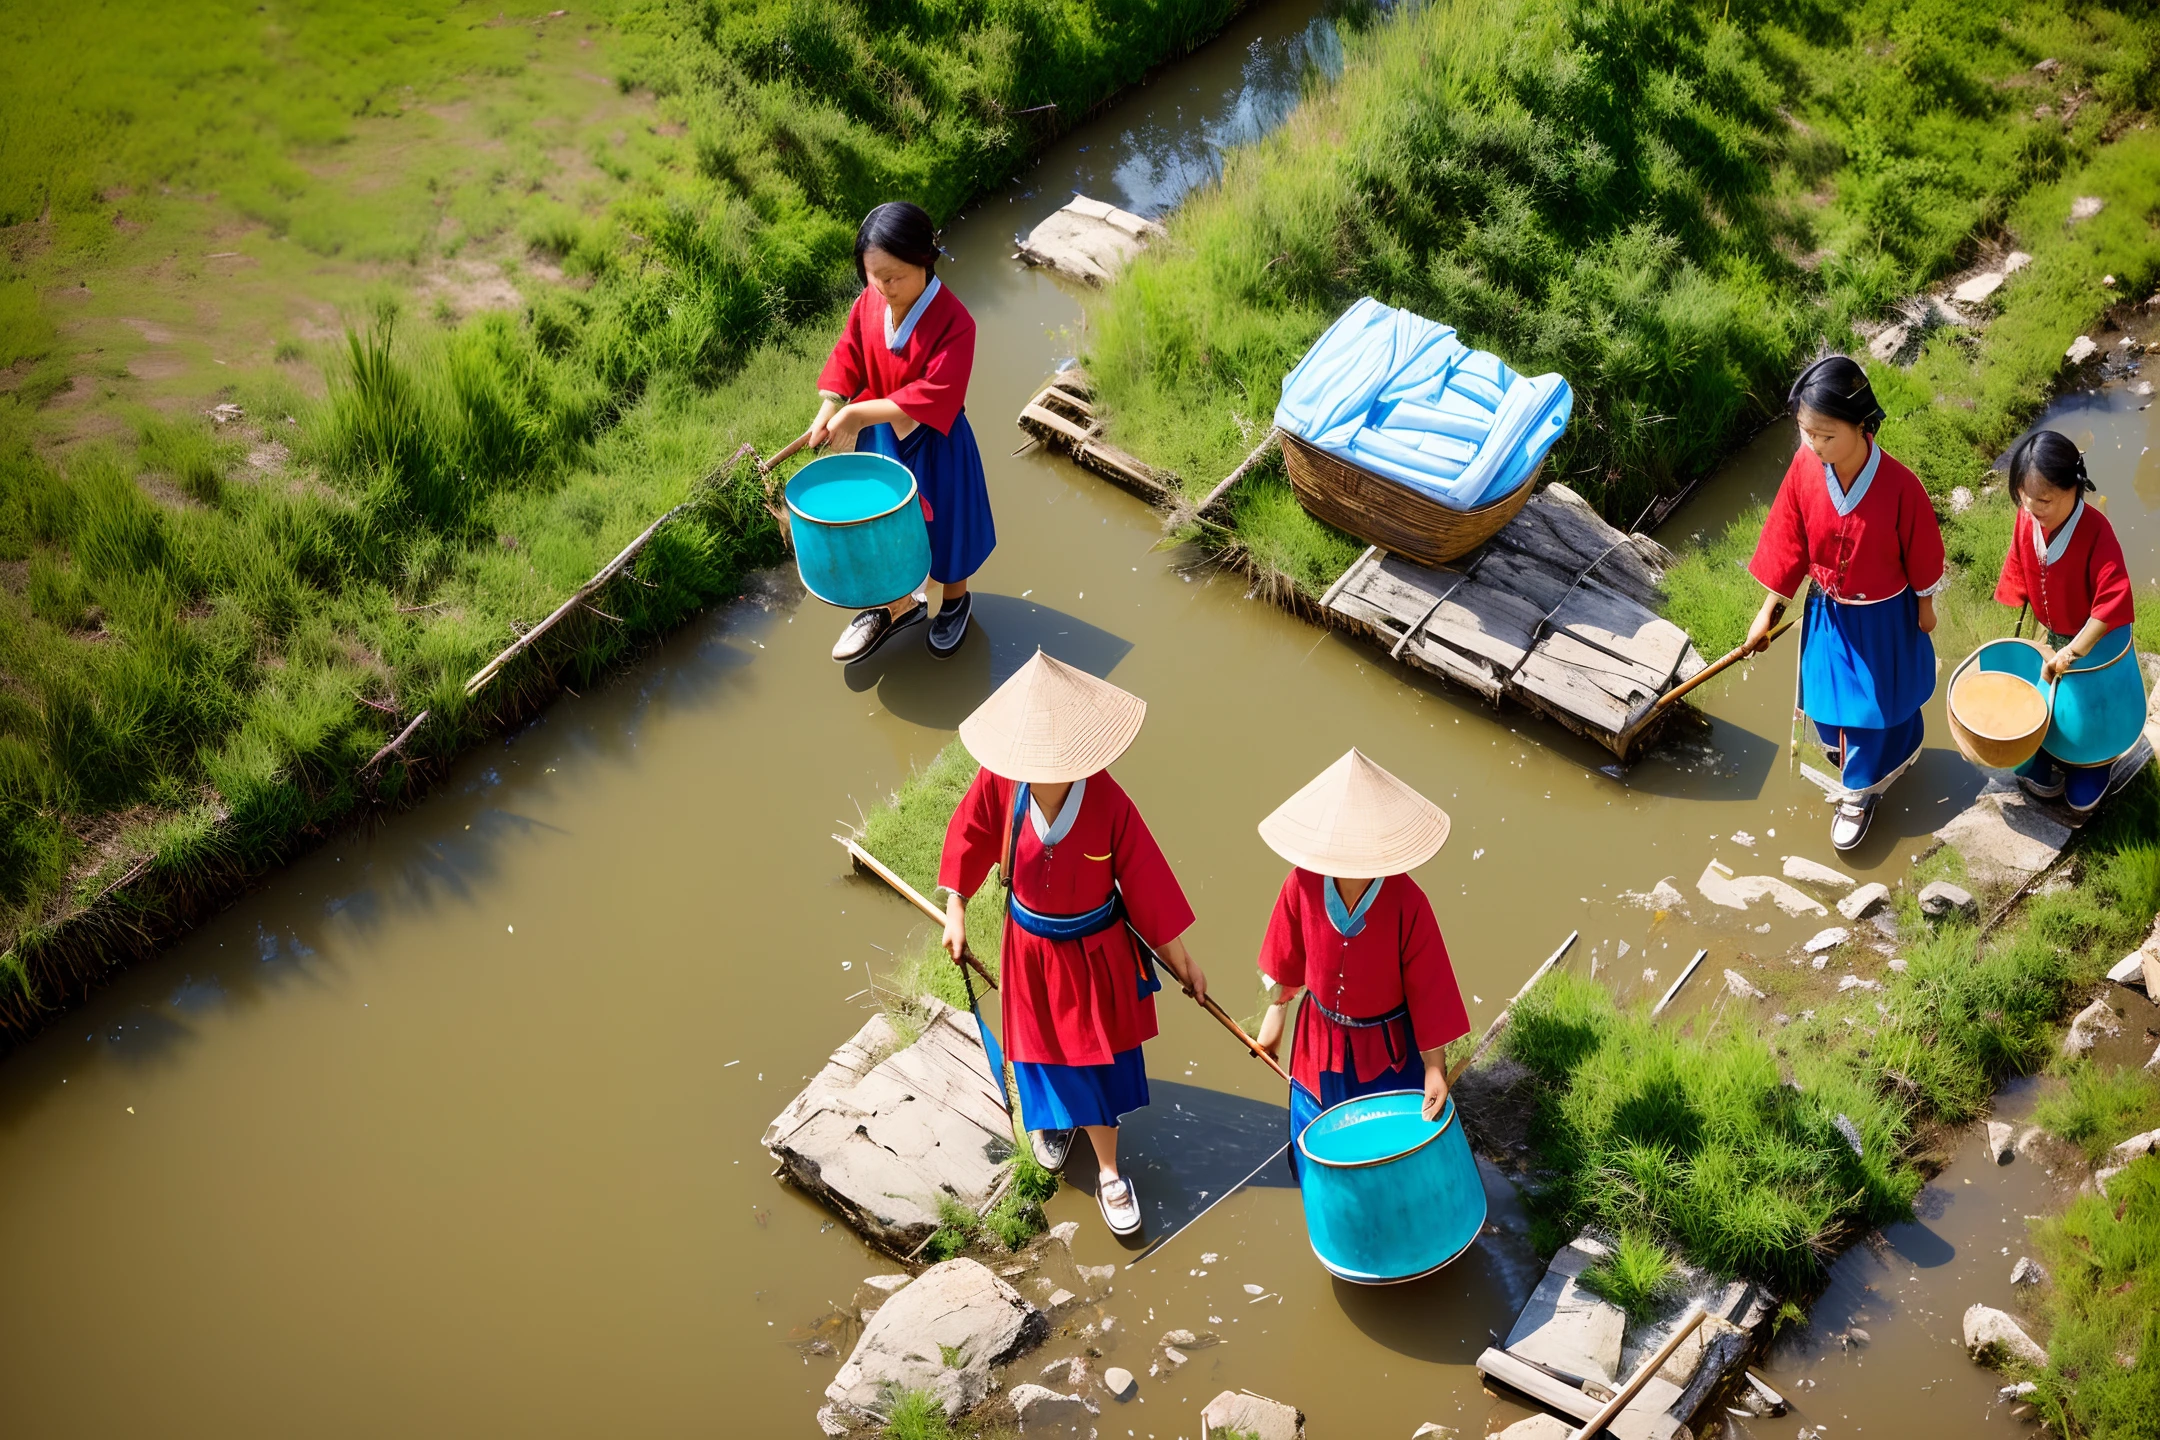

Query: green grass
[881,1388,955,1440]
[2031,1156,2160,1439]
[0,0,1263,1028]
[1579,1230,1682,1322]
[1084,0,2160,602]
[2035,1067,2160,1164]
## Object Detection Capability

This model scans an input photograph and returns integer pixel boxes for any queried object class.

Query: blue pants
[858,411,996,584]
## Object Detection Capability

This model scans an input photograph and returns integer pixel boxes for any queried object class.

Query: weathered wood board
[1320,484,1709,759]
[1016,372,1175,503]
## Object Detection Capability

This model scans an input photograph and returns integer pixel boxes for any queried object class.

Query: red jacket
[1257,869,1469,1090]
[1748,443,1945,604]
[1994,501,2135,637]
[939,768,1194,1067]
[817,282,975,435]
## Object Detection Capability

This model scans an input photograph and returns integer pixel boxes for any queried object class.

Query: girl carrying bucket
[1993,430,2142,815]
[937,651,1207,1236]
[1250,750,1469,1167]
[1743,356,1947,851]
[811,201,996,664]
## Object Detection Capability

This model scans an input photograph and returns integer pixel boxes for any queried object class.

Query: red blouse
[1993,502,2135,637]
[817,282,975,436]
[1748,444,1945,604]
[1257,869,1469,1090]
[938,768,1194,1067]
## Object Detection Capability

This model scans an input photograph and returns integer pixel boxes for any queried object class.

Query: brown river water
[2,6,2154,1434]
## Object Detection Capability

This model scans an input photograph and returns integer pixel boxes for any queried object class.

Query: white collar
[2033,498,2084,566]
[1028,776,1086,846]
[1823,441,1882,517]
[884,276,942,352]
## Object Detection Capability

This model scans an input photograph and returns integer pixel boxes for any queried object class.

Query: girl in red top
[1993,430,2141,814]
[1744,356,1946,850]
[812,202,996,664]
[939,651,1206,1237]
[1251,750,1469,1163]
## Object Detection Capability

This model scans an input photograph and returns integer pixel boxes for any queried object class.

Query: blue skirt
[858,411,995,585]
[1014,1046,1149,1131]
[1288,1059,1420,1179]
[1801,589,1934,796]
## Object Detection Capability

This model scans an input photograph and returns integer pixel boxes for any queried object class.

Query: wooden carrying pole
[839,838,998,992]
[1198,993,1292,1085]
[1651,610,1793,714]
[1446,929,1578,1086]
[1566,1305,1707,1440]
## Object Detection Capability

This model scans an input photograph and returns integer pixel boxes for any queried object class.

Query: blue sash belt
[1005,783,1162,999]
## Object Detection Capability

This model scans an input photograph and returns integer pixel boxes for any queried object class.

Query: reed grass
[1579,1230,1682,1323]
[2030,1156,2160,1439]
[2035,1067,2160,1164]
[880,1388,955,1440]
[1084,0,2160,605]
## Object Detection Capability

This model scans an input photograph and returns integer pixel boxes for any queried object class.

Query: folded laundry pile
[1273,297,1573,511]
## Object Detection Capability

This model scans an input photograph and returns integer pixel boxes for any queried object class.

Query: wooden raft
[1017,370,1176,503]
[1320,483,1706,759]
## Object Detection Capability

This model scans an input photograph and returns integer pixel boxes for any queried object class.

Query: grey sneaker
[831,603,924,663]
[1028,1127,1072,1171]
[1830,795,1876,852]
[927,590,973,658]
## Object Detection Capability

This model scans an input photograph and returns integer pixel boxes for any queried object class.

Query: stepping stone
[1199,1389,1303,1440]
[824,1258,1048,1425]
[1503,1237,1625,1386]
[1783,856,1855,888]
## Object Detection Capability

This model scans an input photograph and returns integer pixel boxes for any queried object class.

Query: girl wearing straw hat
[1252,749,1470,1159]
[1742,356,1946,850]
[1993,430,2141,815]
[937,651,1206,1236]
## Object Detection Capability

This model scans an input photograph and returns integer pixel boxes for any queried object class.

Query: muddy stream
[2,4,2154,1434]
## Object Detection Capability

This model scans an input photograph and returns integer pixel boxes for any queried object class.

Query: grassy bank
[2032,1156,2160,1438]
[0,0,1254,1036]
[1080,0,2160,596]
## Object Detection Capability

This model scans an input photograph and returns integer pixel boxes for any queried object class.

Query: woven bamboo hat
[1258,748,1450,879]
[957,649,1147,783]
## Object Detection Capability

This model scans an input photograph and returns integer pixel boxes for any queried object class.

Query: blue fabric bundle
[1273,298,1573,511]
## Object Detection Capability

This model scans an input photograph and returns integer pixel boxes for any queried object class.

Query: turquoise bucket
[2045,624,2148,767]
[1296,1089,1486,1284]
[784,453,932,610]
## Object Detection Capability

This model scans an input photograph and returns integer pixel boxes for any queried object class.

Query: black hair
[1787,354,1886,434]
[854,201,940,286]
[2005,428,2093,499]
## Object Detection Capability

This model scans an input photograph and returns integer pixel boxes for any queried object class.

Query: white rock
[1200,1390,1304,1440]
[864,1274,913,1295]
[1889,958,1908,973]
[1161,1347,1187,1367]
[1620,878,1685,911]
[1949,485,1975,514]
[1805,927,1850,954]
[1733,830,1757,848]
[1725,969,1767,1001]
[1953,273,2005,304]
[1987,1121,2016,1164]
[2004,251,2033,274]
[2062,997,2123,1057]
[1837,974,1881,993]
[1102,1366,1136,1400]
[1046,1288,1079,1312]
[825,1259,1048,1424]
[2070,195,2105,222]
[2010,1257,2047,1287]
[1697,861,1748,911]
[1495,1419,1573,1440]
[1010,1383,1098,1432]
[1868,324,1910,362]
[2104,1127,2160,1167]
[1732,875,1829,916]
[1412,1426,1462,1440]
[1838,882,1891,920]
[1964,1304,2048,1368]
[2066,335,2100,365]
[1017,196,1165,285]
[1784,856,1856,889]
[1918,881,1978,920]
[1048,1221,1080,1249]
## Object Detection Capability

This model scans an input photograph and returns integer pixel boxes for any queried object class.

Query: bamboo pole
[1566,1305,1707,1440]
[1650,608,1792,714]
[1197,993,1292,1085]
[1652,948,1710,1017]
[1192,428,1280,519]
[839,838,999,992]
[363,710,430,770]
[1445,929,1577,1086]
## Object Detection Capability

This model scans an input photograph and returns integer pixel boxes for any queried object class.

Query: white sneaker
[1830,796,1875,851]
[1029,1128,1072,1171]
[1097,1175,1142,1236]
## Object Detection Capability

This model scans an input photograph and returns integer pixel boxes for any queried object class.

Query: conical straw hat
[1258,748,1450,879]
[957,650,1147,783]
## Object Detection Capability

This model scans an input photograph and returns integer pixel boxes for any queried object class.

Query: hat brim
[1256,748,1451,878]
[956,652,1147,783]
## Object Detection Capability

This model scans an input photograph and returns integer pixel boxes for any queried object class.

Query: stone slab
[1504,1238,1626,1385]
[1018,196,1165,285]
[1199,1389,1303,1440]
[826,1258,1048,1422]
[1934,793,2070,889]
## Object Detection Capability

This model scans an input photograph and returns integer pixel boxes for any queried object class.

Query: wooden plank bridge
[1019,372,1709,760]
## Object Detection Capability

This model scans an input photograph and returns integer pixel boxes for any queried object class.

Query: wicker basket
[1280,431,1538,567]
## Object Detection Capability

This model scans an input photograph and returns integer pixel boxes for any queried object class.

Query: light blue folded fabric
[1274,297,1572,511]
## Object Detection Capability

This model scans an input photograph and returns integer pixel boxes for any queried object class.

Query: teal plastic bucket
[784,453,932,610]
[2046,624,2147,767]
[1296,1089,1486,1284]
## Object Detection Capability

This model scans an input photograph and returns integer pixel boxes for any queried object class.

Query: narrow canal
[0,5,2151,1434]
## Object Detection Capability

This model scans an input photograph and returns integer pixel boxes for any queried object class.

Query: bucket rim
[1296,1088,1455,1170]
[784,453,920,528]
[1947,645,2051,743]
